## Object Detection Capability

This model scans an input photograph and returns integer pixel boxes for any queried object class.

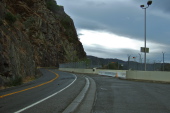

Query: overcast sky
[57,0,170,63]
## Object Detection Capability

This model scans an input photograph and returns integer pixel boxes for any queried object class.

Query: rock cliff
[0,0,86,87]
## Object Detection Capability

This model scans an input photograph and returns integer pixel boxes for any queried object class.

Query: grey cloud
[83,44,140,60]
[61,0,170,44]
[58,0,170,61]
[83,42,170,62]
[135,0,170,13]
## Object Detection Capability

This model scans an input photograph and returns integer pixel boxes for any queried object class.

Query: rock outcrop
[0,0,86,87]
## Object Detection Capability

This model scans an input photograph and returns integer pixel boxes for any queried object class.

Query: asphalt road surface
[1,70,170,113]
[0,69,86,113]
[88,74,170,113]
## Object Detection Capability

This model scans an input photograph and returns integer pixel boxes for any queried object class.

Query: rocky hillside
[0,0,86,87]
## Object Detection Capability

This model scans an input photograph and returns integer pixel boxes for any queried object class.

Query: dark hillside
[0,0,86,87]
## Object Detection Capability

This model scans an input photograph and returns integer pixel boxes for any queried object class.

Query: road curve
[0,69,86,113]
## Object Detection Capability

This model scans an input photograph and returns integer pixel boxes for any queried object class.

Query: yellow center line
[0,70,59,98]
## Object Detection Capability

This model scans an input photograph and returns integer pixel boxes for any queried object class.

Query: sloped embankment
[0,0,86,87]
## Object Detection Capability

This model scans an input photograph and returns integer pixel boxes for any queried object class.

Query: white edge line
[62,77,90,113]
[14,74,77,113]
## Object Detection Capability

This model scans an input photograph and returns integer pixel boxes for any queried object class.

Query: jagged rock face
[0,0,86,86]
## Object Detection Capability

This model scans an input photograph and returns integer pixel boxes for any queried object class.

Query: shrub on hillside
[5,12,16,24]
[0,19,3,26]
[24,17,35,28]
[46,0,59,12]
[6,76,23,86]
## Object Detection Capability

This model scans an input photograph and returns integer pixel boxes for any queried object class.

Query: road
[1,69,170,113]
[87,74,170,113]
[0,69,86,113]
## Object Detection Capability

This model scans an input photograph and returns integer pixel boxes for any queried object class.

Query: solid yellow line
[0,70,59,98]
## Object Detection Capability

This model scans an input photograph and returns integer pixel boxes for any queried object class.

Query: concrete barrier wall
[59,68,126,77]
[126,71,170,82]
[59,68,170,82]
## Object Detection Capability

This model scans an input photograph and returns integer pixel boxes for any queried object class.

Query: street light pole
[127,55,131,70]
[138,53,142,70]
[140,1,152,71]
[162,52,165,71]
[144,8,147,71]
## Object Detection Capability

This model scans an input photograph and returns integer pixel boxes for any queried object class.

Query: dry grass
[22,75,36,83]
[0,86,6,90]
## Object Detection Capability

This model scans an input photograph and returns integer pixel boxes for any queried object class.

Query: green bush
[24,17,35,28]
[0,19,3,26]
[13,76,22,86]
[6,76,23,86]
[16,14,21,20]
[61,16,71,29]
[46,0,60,12]
[5,12,16,24]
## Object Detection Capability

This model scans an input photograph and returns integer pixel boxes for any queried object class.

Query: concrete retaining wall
[59,68,170,82]
[126,71,170,82]
[59,68,126,77]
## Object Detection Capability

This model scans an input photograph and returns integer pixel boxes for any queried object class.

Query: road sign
[140,47,149,53]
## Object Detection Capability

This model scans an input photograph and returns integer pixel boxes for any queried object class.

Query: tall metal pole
[138,53,142,70]
[128,55,131,70]
[162,52,165,71]
[144,8,147,71]
[141,0,152,71]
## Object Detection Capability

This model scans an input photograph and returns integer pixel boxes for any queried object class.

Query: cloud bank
[57,0,170,62]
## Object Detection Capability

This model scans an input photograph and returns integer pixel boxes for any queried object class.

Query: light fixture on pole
[140,1,152,71]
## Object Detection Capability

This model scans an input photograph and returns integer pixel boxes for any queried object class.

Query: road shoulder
[63,75,96,113]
